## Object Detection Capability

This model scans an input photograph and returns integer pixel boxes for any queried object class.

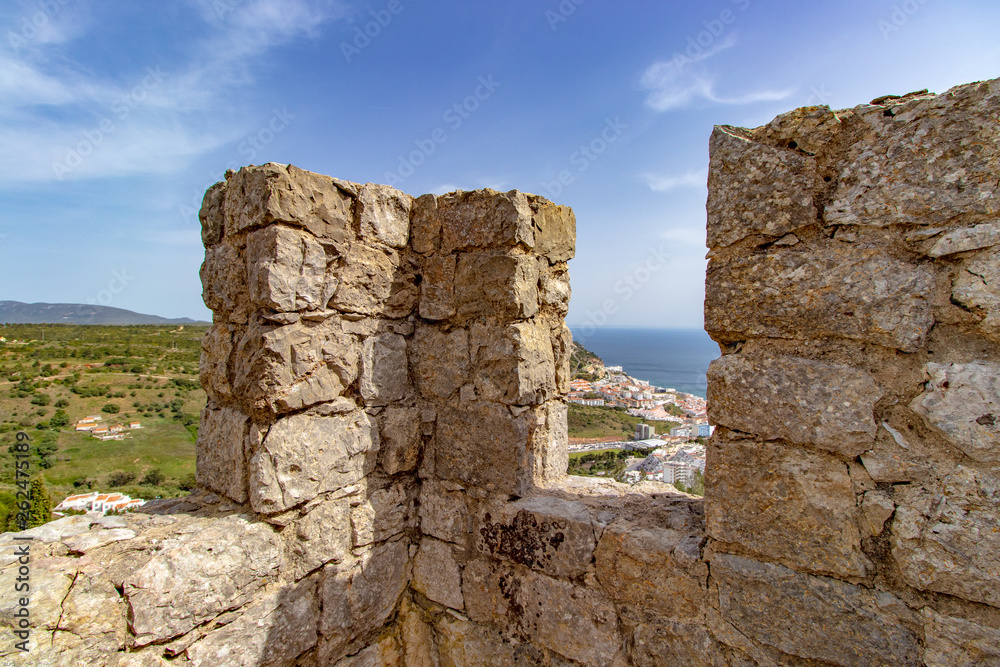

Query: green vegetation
[567,446,655,481]
[567,402,646,440]
[674,469,705,496]
[0,324,210,531]
[570,341,604,380]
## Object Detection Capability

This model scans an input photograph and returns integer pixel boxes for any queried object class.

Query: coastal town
[566,348,711,490]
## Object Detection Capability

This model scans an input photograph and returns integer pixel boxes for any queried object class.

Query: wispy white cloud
[642,169,707,192]
[640,34,792,111]
[0,0,347,184]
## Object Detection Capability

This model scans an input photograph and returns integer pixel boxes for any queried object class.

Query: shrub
[107,471,135,487]
[54,399,69,408]
[140,469,164,486]
[177,473,198,491]
[30,393,51,406]
[101,403,120,414]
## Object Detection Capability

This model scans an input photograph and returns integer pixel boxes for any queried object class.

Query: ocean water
[568,327,720,398]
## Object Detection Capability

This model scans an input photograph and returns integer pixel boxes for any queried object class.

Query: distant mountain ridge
[0,301,207,325]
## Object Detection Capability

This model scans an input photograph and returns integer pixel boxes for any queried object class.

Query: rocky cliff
[2,76,999,666]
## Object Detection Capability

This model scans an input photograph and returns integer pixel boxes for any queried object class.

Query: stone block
[928,221,1000,257]
[125,515,282,647]
[529,400,568,487]
[378,406,422,475]
[469,319,556,405]
[706,125,818,248]
[410,193,441,254]
[359,333,410,406]
[418,479,471,546]
[910,361,1000,462]
[892,466,1000,607]
[952,247,1000,341]
[705,238,934,352]
[358,182,412,248]
[711,553,921,666]
[550,323,572,395]
[825,79,1000,228]
[530,197,576,263]
[706,433,870,579]
[411,326,469,399]
[437,189,534,252]
[434,612,517,667]
[418,253,457,321]
[462,559,621,667]
[454,252,539,323]
[434,402,533,495]
[351,481,415,547]
[249,410,375,514]
[922,607,1000,666]
[196,404,250,504]
[318,539,409,664]
[186,575,319,667]
[199,323,234,399]
[707,353,880,457]
[201,240,250,323]
[224,163,355,242]
[412,538,464,610]
[476,495,595,579]
[289,497,352,579]
[199,180,226,246]
[330,243,400,316]
[595,522,706,621]
[539,265,571,318]
[247,224,331,313]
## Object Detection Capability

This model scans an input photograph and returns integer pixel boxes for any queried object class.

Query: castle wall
[3,76,999,666]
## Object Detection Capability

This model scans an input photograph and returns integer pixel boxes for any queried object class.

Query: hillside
[0,301,206,325]
[569,340,605,380]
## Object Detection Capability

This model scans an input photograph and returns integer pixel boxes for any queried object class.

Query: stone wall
[3,76,999,666]
[703,77,1000,664]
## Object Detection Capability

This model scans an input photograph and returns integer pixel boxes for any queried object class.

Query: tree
[101,403,120,414]
[177,472,198,491]
[54,398,69,408]
[49,409,69,428]
[28,477,53,529]
[108,471,136,487]
[140,469,164,486]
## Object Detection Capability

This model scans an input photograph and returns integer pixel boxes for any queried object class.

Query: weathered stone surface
[826,79,1000,228]
[892,467,1000,607]
[62,527,136,553]
[398,596,438,666]
[706,239,935,352]
[358,182,412,249]
[249,411,375,514]
[477,495,595,579]
[454,252,538,323]
[224,163,355,241]
[185,575,318,667]
[860,490,895,537]
[419,253,457,321]
[463,559,621,666]
[929,221,1000,257]
[247,224,331,313]
[200,180,227,246]
[707,125,818,248]
[199,322,234,399]
[289,497,352,579]
[332,633,403,667]
[910,361,1000,462]
[469,320,556,405]
[360,333,410,406]
[434,612,517,667]
[418,479,470,546]
[330,243,399,315]
[434,402,532,495]
[196,404,250,503]
[530,400,568,487]
[125,515,282,646]
[437,189,534,252]
[200,240,250,323]
[530,197,576,263]
[922,607,1000,666]
[953,248,1000,341]
[318,540,409,663]
[706,434,870,579]
[596,522,706,621]
[378,406,422,475]
[412,326,469,399]
[412,538,464,610]
[410,193,441,254]
[711,553,921,666]
[708,353,880,456]
[351,481,415,547]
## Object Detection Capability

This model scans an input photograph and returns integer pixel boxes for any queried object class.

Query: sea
[568,327,720,398]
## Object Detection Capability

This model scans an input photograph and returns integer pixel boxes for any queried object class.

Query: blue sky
[1,0,998,325]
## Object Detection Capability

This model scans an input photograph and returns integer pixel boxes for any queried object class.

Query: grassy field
[567,402,647,440]
[0,324,210,528]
